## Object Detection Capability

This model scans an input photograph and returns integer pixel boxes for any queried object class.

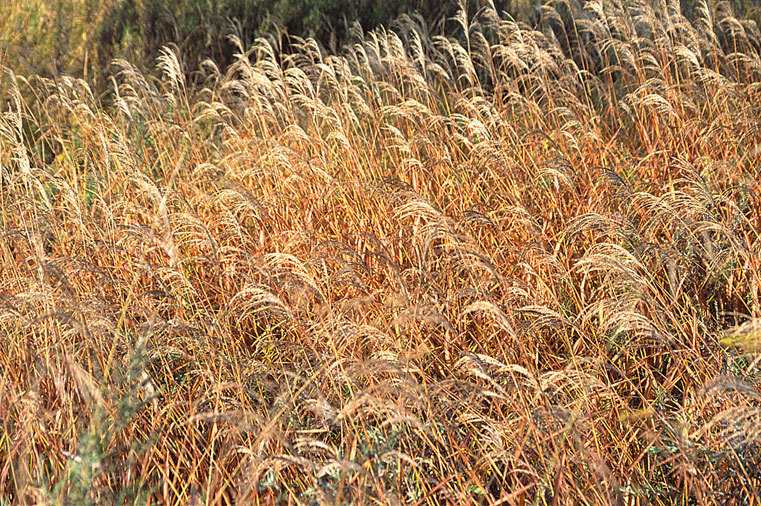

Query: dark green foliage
[98,0,456,84]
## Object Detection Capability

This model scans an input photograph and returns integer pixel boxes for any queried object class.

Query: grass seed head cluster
[2,0,761,504]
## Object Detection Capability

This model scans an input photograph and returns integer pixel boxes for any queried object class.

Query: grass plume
[2,0,761,504]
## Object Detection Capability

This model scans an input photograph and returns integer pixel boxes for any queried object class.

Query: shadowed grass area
[1,0,761,504]
[0,0,456,91]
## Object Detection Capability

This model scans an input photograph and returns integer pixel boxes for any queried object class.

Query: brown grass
[2,0,761,504]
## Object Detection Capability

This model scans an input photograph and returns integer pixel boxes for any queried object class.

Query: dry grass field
[2,0,761,504]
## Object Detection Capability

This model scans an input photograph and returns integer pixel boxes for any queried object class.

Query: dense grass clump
[2,0,761,504]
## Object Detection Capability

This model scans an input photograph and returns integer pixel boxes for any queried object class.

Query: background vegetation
[2,0,761,504]
[3,0,757,88]
[1,0,461,87]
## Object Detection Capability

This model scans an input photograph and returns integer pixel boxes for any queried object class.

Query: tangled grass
[2,0,761,504]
